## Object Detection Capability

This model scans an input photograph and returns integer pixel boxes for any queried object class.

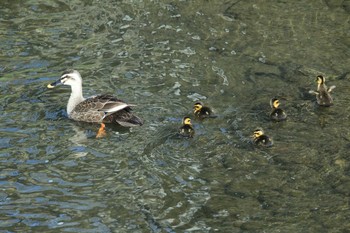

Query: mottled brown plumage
[48,70,143,127]
[70,94,142,127]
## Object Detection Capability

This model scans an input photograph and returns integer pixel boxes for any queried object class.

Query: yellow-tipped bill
[47,79,62,89]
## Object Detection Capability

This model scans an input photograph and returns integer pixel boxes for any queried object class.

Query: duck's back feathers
[106,109,144,127]
[254,135,273,147]
[270,108,287,121]
[194,106,217,119]
[179,124,195,138]
[70,94,143,126]
[316,86,334,106]
[96,94,130,113]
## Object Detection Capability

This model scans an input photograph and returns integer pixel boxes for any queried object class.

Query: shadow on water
[1,0,350,232]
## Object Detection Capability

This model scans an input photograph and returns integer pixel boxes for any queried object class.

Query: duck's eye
[60,76,71,84]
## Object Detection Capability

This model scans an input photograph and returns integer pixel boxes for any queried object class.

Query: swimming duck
[270,98,287,121]
[47,69,143,137]
[179,117,194,138]
[252,128,273,147]
[309,75,336,106]
[193,102,217,119]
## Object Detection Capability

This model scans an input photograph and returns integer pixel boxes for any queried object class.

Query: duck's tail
[111,109,144,127]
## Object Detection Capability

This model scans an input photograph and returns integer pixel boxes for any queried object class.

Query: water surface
[0,0,349,232]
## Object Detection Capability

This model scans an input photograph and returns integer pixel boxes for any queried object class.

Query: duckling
[193,102,217,119]
[179,117,195,138]
[270,98,287,121]
[252,128,273,147]
[309,75,336,106]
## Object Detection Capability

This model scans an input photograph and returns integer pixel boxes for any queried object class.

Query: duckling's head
[253,128,264,139]
[193,102,203,113]
[316,75,325,85]
[270,98,280,109]
[48,69,82,89]
[182,116,192,125]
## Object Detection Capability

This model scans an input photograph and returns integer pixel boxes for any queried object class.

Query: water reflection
[0,0,349,232]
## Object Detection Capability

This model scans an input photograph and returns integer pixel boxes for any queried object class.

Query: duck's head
[182,116,192,125]
[270,98,280,109]
[193,102,203,113]
[316,75,325,85]
[47,69,82,89]
[253,128,264,139]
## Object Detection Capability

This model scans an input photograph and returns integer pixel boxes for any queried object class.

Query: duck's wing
[92,95,143,126]
[109,110,144,126]
[87,94,131,113]
[70,94,132,122]
[328,85,336,93]
[315,89,334,106]
[309,90,319,95]
[69,98,106,122]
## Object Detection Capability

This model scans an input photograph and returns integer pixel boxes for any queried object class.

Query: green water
[1,0,349,232]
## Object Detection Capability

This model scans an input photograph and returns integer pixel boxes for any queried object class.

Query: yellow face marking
[316,75,324,85]
[273,99,280,108]
[253,129,264,138]
[193,103,203,113]
[183,117,192,125]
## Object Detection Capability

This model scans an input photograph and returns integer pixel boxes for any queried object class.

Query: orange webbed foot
[96,123,107,138]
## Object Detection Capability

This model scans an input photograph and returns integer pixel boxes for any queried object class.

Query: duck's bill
[47,79,62,88]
